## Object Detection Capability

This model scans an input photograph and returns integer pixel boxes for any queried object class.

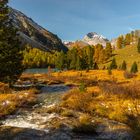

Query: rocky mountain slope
[64,32,109,48]
[9,8,68,52]
[82,32,109,47]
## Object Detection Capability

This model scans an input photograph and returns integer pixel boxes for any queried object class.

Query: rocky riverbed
[0,84,134,140]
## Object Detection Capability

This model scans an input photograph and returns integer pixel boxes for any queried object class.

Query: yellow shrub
[61,89,92,112]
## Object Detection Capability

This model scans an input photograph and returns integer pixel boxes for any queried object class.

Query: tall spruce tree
[86,46,94,69]
[125,33,131,45]
[0,0,24,84]
[105,42,112,60]
[69,48,77,69]
[94,44,103,63]
[76,55,82,70]
[130,62,138,73]
[99,49,106,63]
[55,51,65,70]
[121,60,127,70]
[117,36,124,49]
[81,48,88,70]
[110,58,117,69]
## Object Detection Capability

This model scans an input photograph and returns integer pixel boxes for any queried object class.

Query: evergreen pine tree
[81,49,88,70]
[86,46,94,69]
[93,45,99,63]
[55,51,65,70]
[76,55,82,70]
[99,49,106,63]
[121,60,127,70]
[117,36,124,49]
[125,33,131,45]
[110,58,117,69]
[105,42,112,60]
[69,48,77,69]
[0,1,24,84]
[65,50,72,69]
[94,44,103,63]
[130,62,138,73]
[137,38,140,53]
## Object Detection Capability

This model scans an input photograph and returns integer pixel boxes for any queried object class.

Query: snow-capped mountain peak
[85,32,106,39]
[82,32,109,46]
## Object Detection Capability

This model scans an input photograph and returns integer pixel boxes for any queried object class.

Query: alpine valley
[1,2,140,140]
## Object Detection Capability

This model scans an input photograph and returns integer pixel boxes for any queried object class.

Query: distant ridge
[9,7,68,52]
[64,32,109,48]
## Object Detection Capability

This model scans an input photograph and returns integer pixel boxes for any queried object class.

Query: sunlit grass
[0,89,37,117]
[21,69,140,139]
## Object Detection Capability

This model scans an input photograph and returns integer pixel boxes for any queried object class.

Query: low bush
[99,81,140,99]
[61,89,92,112]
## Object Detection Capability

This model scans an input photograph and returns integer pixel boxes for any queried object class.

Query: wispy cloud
[128,27,135,31]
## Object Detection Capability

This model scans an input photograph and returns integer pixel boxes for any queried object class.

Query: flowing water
[1,84,133,140]
[2,84,70,130]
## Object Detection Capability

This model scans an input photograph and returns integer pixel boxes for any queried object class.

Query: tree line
[23,42,139,74]
[23,42,113,70]
[116,32,140,53]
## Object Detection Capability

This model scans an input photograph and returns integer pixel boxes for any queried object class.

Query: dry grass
[61,89,94,112]
[21,70,140,138]
[60,80,140,138]
[21,70,140,86]
[111,44,140,71]
[52,70,140,84]
[21,70,140,121]
[0,89,37,117]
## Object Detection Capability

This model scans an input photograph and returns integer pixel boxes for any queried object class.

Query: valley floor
[0,70,140,140]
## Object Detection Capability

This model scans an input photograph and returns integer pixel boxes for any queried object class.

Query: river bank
[0,81,133,140]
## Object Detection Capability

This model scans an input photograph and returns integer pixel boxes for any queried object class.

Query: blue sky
[9,0,140,41]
